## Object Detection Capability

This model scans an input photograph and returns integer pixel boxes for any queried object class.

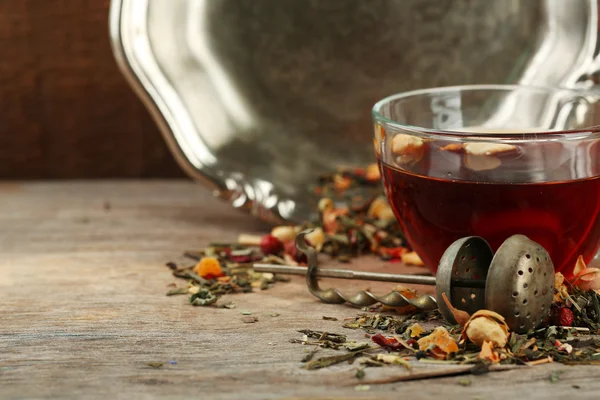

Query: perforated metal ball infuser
[254,231,555,333]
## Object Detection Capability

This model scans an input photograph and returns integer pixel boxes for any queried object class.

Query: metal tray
[109,0,600,224]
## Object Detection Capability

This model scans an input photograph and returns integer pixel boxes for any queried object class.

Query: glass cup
[372,84,600,276]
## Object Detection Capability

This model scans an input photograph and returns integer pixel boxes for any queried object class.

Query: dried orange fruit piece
[407,323,425,338]
[365,163,381,182]
[367,197,395,221]
[463,143,516,156]
[478,341,501,363]
[193,257,225,279]
[417,326,459,357]
[391,134,424,165]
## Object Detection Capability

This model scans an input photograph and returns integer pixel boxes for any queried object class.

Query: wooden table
[1,181,599,399]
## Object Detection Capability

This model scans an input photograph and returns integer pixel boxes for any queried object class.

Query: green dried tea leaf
[298,330,346,343]
[189,288,218,306]
[355,368,366,379]
[166,288,188,296]
[550,370,563,383]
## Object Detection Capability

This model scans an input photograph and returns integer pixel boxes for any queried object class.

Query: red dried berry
[554,307,574,327]
[260,234,284,255]
[284,240,307,263]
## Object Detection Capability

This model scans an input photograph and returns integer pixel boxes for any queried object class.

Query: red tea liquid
[380,163,600,275]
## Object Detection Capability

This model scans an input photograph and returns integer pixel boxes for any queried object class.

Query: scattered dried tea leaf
[298,330,347,344]
[354,385,370,392]
[304,350,366,370]
[166,288,188,296]
[391,134,424,164]
[269,312,280,317]
[401,251,424,266]
[193,257,224,279]
[478,341,501,363]
[301,347,319,363]
[355,368,366,379]
[147,362,163,369]
[406,323,425,338]
[242,316,259,323]
[549,370,564,383]
[375,354,411,369]
[462,310,509,348]
[463,143,516,156]
[458,378,472,386]
[323,316,338,321]
[189,288,218,306]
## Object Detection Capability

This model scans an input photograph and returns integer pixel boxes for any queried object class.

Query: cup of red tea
[372,84,600,276]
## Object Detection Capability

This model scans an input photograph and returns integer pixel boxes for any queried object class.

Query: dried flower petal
[379,246,408,260]
[462,310,509,348]
[574,267,600,291]
[441,292,470,326]
[573,255,587,277]
[193,257,225,279]
[401,251,424,266]
[554,272,569,303]
[555,340,573,354]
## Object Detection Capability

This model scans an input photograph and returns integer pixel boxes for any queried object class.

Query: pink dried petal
[574,267,600,291]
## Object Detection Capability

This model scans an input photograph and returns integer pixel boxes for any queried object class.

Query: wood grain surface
[0,1,183,179]
[1,181,599,399]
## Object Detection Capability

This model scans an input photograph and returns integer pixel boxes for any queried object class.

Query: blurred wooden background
[0,0,185,179]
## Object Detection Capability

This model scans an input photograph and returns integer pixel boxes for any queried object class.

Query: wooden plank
[0,1,182,179]
[0,181,599,399]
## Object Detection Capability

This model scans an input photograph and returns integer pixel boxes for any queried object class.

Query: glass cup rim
[372,84,600,143]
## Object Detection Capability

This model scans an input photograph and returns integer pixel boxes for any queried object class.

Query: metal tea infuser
[254,230,555,333]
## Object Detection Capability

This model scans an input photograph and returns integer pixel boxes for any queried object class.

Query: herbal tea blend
[164,162,600,380]
[165,164,421,306]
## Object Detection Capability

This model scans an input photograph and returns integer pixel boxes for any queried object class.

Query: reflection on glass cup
[372,85,600,276]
